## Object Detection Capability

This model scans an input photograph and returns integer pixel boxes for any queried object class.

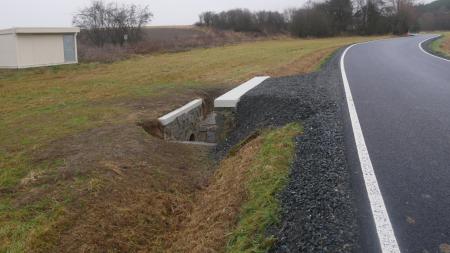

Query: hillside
[77,26,271,63]
[420,0,450,11]
[417,0,450,30]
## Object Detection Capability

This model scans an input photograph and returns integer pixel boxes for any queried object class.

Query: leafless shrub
[77,42,130,63]
[73,1,153,46]
[77,27,273,63]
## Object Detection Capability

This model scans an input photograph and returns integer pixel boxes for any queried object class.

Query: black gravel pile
[216,51,359,252]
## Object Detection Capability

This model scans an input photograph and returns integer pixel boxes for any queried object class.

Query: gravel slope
[217,50,359,252]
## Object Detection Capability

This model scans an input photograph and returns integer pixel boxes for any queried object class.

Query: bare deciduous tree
[73,1,153,47]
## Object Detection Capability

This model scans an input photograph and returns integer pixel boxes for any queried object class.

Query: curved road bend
[343,35,450,253]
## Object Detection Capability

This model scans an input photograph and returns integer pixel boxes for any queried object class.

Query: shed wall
[0,34,18,68]
[16,34,67,68]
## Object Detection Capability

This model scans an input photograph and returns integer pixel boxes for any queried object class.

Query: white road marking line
[419,35,450,62]
[340,44,401,253]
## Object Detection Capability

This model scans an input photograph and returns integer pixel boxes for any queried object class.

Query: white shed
[0,27,80,69]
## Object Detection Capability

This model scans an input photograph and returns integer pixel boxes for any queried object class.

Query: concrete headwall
[159,99,206,142]
[214,76,270,142]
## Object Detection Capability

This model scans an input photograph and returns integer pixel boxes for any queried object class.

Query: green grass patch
[227,123,303,253]
[0,194,68,253]
[430,37,445,54]
[429,32,450,59]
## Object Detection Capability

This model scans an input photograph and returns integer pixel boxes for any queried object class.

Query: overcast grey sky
[0,0,308,29]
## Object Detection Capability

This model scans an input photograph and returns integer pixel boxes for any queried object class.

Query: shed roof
[0,27,80,35]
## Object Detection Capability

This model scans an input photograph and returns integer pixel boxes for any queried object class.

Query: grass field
[0,35,388,252]
[430,32,450,58]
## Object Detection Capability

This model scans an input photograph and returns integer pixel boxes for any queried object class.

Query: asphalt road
[343,35,450,252]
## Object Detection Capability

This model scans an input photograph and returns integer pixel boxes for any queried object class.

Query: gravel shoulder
[216,50,360,252]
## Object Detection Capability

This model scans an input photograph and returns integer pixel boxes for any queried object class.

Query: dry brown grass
[269,47,338,76]
[164,124,301,253]
[3,90,221,253]
[167,135,263,253]
[26,124,214,252]
[430,32,450,58]
[441,33,450,55]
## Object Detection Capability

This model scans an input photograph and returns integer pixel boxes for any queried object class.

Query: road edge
[340,44,401,253]
[418,35,450,62]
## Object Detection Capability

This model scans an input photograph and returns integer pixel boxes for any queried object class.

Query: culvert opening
[189,134,196,142]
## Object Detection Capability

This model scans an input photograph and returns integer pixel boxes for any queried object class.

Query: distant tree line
[74,0,448,48]
[197,0,449,37]
[198,9,287,33]
[416,0,450,30]
[73,1,152,47]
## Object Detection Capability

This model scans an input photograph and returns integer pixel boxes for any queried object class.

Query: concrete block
[214,76,270,108]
